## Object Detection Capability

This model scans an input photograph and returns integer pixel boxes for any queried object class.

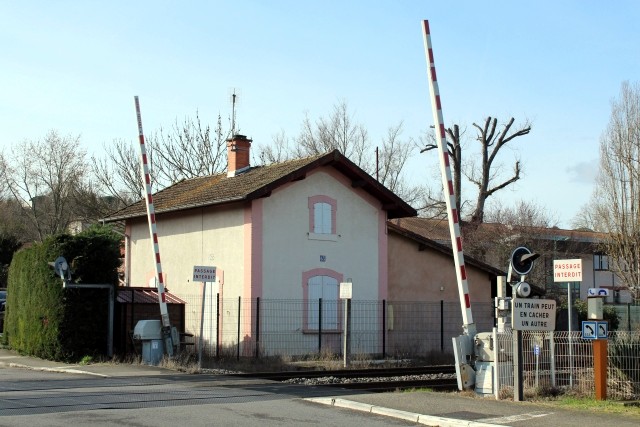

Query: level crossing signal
[510,247,538,276]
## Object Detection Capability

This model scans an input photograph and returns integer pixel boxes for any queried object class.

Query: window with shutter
[308,195,337,239]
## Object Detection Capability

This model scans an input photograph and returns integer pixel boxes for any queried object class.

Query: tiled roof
[389,217,452,242]
[116,287,186,304]
[104,150,417,221]
[389,217,607,244]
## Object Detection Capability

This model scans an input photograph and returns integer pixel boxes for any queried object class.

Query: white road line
[305,397,504,427]
[477,411,553,424]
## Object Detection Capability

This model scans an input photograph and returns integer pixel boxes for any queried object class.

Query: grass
[531,395,640,417]
[410,387,640,417]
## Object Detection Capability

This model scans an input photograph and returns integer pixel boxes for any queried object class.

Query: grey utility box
[133,320,164,365]
[474,332,495,396]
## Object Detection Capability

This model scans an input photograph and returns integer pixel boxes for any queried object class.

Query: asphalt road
[1,357,639,427]
[0,368,415,427]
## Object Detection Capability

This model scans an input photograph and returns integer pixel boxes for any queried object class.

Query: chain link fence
[176,293,640,399]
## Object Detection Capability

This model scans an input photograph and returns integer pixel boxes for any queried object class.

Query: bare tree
[256,129,293,164]
[258,101,426,207]
[0,197,34,242]
[149,112,230,186]
[93,112,231,205]
[591,81,640,300]
[422,117,531,223]
[461,200,568,293]
[572,195,604,232]
[469,117,531,223]
[92,138,144,206]
[295,101,372,171]
[0,131,87,241]
[376,122,428,209]
[421,124,464,215]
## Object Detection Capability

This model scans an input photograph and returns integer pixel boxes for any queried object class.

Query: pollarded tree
[422,117,531,223]
[591,81,640,301]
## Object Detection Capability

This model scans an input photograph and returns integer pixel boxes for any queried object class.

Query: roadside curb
[305,397,503,427]
[1,361,109,377]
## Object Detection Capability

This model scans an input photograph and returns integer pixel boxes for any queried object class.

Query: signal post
[583,287,610,401]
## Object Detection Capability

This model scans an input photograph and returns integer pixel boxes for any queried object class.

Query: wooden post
[593,339,608,400]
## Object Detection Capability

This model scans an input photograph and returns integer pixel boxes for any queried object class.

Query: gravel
[283,373,456,386]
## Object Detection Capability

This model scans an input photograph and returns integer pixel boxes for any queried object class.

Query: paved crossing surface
[1,349,639,426]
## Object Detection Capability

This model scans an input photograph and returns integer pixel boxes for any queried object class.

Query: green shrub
[2,225,121,361]
[608,333,640,398]
[560,299,620,331]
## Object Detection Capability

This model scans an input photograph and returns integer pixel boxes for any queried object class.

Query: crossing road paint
[478,411,553,424]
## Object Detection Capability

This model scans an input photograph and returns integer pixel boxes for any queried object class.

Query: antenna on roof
[229,87,241,135]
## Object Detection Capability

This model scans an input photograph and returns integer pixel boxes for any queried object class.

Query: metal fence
[177,294,640,399]
[178,294,494,360]
[494,330,640,400]
[613,304,640,331]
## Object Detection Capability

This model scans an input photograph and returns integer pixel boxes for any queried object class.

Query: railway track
[231,365,458,392]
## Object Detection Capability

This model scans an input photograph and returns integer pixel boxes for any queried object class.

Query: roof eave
[102,195,248,222]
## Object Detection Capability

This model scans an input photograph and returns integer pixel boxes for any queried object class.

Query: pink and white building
[106,135,417,354]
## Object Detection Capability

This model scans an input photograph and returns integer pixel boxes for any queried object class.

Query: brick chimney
[227,134,252,177]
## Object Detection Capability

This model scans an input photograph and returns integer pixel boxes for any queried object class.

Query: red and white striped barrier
[134,96,174,355]
[421,21,476,337]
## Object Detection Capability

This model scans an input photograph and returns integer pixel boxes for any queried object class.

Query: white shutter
[322,276,339,329]
[314,202,332,234]
[307,276,322,329]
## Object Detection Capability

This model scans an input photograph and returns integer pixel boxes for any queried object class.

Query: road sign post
[584,284,609,401]
[340,281,352,368]
[554,258,582,388]
[511,298,556,401]
[193,266,216,369]
[584,321,609,400]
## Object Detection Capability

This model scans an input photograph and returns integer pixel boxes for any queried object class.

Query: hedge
[2,225,121,362]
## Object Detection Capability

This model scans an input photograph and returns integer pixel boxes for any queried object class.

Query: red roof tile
[105,150,416,221]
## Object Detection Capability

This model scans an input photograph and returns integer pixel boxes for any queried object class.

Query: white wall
[260,167,383,301]
[127,204,245,298]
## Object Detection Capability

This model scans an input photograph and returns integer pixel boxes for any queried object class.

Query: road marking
[305,397,504,427]
[477,411,553,424]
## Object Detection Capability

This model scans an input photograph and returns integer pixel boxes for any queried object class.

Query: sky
[2,1,639,228]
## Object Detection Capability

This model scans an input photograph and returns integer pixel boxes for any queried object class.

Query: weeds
[79,355,93,365]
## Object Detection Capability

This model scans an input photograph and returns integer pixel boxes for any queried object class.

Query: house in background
[386,219,504,354]
[389,217,632,305]
[533,227,631,304]
[105,134,416,355]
